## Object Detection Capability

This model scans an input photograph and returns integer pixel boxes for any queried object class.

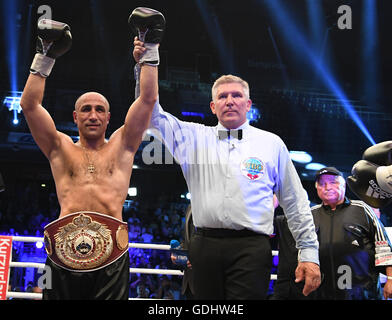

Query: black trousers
[189,229,272,299]
[43,252,130,300]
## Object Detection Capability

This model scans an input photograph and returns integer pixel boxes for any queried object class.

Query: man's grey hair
[211,74,250,101]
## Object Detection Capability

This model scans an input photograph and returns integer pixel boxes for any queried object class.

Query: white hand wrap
[30,53,55,78]
[139,43,159,66]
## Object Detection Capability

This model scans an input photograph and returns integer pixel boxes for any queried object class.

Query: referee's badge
[241,157,265,180]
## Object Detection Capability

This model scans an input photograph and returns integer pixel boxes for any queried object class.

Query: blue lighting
[246,106,261,123]
[306,0,324,52]
[3,92,22,125]
[273,255,279,267]
[289,151,312,164]
[181,111,205,119]
[3,93,22,112]
[262,0,376,146]
[305,162,326,171]
[361,0,379,106]
[306,0,331,71]
[1,0,20,93]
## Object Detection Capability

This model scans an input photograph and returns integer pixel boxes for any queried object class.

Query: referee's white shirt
[149,101,319,264]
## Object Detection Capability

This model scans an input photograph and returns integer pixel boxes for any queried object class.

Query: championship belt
[44,211,129,272]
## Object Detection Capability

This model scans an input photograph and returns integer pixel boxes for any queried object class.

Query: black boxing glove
[128,7,165,65]
[362,141,392,166]
[347,159,392,208]
[30,19,72,77]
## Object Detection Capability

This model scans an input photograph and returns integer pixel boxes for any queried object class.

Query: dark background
[1,0,392,215]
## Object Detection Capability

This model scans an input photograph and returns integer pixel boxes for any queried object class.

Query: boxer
[20,7,164,299]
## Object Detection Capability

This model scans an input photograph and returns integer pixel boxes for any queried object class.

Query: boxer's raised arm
[20,19,72,158]
[122,63,158,152]
[21,74,60,158]
[121,8,165,152]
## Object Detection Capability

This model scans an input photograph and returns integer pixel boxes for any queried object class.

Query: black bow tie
[218,129,243,140]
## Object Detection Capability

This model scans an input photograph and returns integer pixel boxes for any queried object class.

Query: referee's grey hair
[211,75,250,101]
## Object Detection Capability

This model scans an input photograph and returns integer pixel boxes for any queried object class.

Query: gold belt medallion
[54,213,113,270]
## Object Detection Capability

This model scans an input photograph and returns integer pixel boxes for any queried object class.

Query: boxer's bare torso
[21,41,158,224]
[50,128,134,221]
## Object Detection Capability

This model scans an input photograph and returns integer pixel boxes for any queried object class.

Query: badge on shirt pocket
[240,157,265,181]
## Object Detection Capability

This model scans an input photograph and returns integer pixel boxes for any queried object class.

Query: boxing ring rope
[5,236,278,300]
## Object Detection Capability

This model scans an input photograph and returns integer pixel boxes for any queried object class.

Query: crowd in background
[1,179,390,299]
[0,179,192,299]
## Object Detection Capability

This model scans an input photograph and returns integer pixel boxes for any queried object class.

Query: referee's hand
[295,261,321,296]
[383,279,392,299]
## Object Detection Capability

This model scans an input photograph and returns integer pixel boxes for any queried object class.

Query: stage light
[289,151,312,164]
[3,92,22,126]
[261,0,376,146]
[1,0,19,93]
[35,241,44,249]
[246,106,261,123]
[306,0,324,51]
[361,0,379,106]
[128,187,137,197]
[305,163,326,171]
[181,192,192,200]
[3,93,22,112]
